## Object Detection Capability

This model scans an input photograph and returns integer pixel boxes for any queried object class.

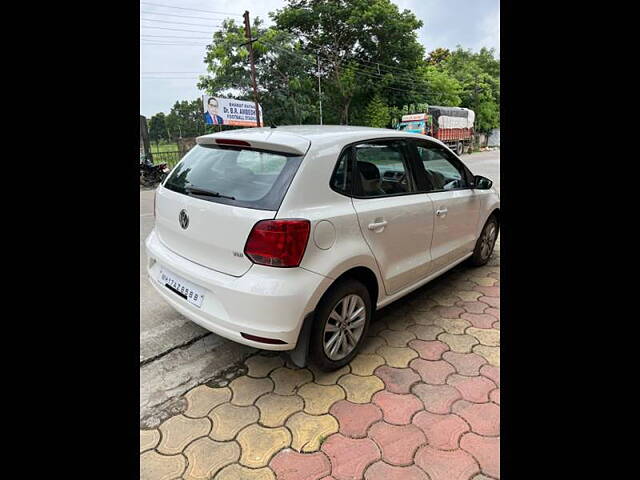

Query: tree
[198,19,319,126]
[148,112,168,144]
[437,46,500,132]
[364,93,390,127]
[271,0,427,124]
[426,48,450,66]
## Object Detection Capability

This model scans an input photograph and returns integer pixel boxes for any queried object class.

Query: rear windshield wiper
[185,186,235,200]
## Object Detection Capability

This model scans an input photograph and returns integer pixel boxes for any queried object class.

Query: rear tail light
[244,219,311,267]
[215,138,251,147]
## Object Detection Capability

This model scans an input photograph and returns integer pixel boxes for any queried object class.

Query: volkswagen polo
[145,126,499,371]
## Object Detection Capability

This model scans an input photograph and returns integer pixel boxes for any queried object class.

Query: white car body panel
[146,125,499,352]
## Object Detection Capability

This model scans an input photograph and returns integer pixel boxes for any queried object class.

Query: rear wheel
[310,278,372,371]
[469,215,499,266]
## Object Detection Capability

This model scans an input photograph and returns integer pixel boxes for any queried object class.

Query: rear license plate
[158,268,205,308]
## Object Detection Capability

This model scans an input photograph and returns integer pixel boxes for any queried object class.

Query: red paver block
[490,388,500,405]
[479,364,500,387]
[414,445,480,480]
[372,391,423,425]
[412,384,462,414]
[408,339,450,360]
[456,301,488,314]
[478,296,499,309]
[431,306,465,318]
[447,374,496,403]
[321,434,380,480]
[270,449,332,480]
[412,410,469,450]
[364,461,429,480]
[452,400,500,436]
[374,366,421,394]
[485,308,500,320]
[442,351,487,376]
[329,400,382,438]
[474,286,500,297]
[460,432,500,479]
[368,422,426,466]
[492,321,500,330]
[460,313,496,329]
[410,358,456,385]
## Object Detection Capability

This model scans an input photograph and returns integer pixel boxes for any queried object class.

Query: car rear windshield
[163,144,303,211]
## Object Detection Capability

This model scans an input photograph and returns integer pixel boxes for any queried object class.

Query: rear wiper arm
[185,186,235,200]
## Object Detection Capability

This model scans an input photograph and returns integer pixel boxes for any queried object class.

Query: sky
[140,0,500,117]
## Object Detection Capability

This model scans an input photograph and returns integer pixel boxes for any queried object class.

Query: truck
[396,106,475,155]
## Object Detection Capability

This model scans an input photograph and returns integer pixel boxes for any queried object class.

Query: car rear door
[408,139,481,271]
[349,139,435,295]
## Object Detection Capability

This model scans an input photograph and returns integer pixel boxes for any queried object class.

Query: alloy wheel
[323,294,366,361]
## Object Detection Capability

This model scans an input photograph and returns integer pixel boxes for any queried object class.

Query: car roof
[197,125,445,153]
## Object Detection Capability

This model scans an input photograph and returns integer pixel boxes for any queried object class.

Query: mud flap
[288,312,314,368]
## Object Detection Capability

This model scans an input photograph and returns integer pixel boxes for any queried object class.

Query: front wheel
[469,215,499,266]
[310,278,372,371]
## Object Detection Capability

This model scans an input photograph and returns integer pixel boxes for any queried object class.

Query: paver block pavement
[461,432,500,478]
[321,434,381,480]
[287,412,339,452]
[140,429,159,453]
[184,385,231,418]
[374,365,421,394]
[338,374,384,403]
[256,393,304,427]
[269,450,331,480]
[372,390,423,425]
[329,400,383,438]
[364,461,429,480]
[237,424,292,468]
[412,410,470,450]
[368,422,426,466]
[140,243,501,479]
[183,437,239,480]
[209,403,259,441]
[414,446,480,480]
[140,450,186,480]
[157,415,211,455]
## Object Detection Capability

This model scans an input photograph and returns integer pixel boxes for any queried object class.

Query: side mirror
[473,175,493,190]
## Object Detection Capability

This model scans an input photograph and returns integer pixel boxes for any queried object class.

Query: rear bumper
[145,229,331,350]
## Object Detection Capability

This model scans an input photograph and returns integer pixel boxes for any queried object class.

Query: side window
[330,149,353,195]
[354,141,414,197]
[415,143,468,191]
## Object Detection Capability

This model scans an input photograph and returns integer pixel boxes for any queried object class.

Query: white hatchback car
[145,126,499,370]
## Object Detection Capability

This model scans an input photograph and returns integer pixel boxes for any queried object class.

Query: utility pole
[317,54,323,125]
[243,11,262,127]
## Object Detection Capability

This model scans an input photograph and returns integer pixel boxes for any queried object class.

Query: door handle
[436,208,448,217]
[368,220,388,230]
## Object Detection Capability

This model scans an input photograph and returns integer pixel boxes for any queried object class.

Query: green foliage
[148,112,168,142]
[364,93,391,128]
[438,46,500,132]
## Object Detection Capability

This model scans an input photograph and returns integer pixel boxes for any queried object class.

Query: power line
[141,26,220,34]
[139,2,243,16]
[141,34,212,39]
[140,10,230,21]
[141,18,226,28]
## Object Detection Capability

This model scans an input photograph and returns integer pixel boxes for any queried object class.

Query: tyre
[456,141,464,155]
[469,214,499,266]
[309,278,372,371]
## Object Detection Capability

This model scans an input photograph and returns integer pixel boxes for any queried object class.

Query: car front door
[409,140,482,271]
[349,139,435,295]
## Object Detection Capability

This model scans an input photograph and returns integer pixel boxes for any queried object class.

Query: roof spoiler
[196,131,310,156]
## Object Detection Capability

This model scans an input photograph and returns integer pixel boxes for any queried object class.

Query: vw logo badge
[179,209,189,230]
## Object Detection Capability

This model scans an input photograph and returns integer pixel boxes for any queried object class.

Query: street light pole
[243,10,262,127]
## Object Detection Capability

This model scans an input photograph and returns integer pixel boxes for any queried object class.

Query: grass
[150,142,179,153]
